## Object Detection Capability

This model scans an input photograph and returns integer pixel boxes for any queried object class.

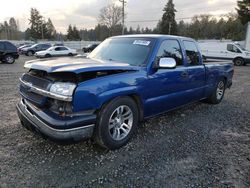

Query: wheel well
[129,94,144,122]
[98,94,144,122]
[4,53,14,57]
[233,57,244,62]
[223,76,227,84]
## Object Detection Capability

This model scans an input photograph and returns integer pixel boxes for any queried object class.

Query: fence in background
[9,40,101,50]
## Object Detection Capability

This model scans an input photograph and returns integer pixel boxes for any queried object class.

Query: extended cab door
[145,39,192,116]
[183,40,206,101]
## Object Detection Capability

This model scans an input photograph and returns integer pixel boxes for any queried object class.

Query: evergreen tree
[160,0,177,35]
[46,18,56,39]
[236,0,250,25]
[73,26,80,40]
[28,8,43,39]
[67,25,74,40]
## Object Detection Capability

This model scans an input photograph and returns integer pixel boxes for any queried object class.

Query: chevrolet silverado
[17,35,234,150]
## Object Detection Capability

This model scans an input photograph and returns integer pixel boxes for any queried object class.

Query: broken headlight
[50,82,76,97]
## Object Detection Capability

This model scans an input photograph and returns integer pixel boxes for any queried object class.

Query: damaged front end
[17,66,136,141]
[19,69,131,116]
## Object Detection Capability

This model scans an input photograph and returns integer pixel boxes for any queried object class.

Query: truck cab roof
[111,34,195,41]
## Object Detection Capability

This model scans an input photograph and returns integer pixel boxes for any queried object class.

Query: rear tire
[4,54,15,64]
[68,53,73,56]
[95,97,139,150]
[234,58,244,66]
[207,79,226,104]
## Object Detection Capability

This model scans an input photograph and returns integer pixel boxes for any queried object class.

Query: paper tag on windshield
[133,40,151,46]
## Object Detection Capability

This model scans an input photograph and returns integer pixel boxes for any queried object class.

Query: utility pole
[119,0,126,35]
[168,22,172,35]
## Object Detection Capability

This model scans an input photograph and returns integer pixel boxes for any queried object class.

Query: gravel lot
[0,56,249,188]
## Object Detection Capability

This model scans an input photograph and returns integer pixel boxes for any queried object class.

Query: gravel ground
[0,56,249,188]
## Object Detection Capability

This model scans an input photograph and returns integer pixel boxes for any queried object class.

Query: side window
[55,47,60,51]
[35,45,41,49]
[227,44,241,53]
[156,40,183,66]
[0,42,5,50]
[42,44,48,48]
[183,41,200,66]
[59,47,67,51]
[5,42,16,51]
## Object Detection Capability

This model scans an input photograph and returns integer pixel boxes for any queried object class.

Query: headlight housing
[50,82,76,97]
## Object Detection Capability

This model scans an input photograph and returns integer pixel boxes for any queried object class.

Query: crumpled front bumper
[16,99,96,141]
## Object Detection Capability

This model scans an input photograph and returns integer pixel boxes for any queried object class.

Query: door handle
[181,71,189,78]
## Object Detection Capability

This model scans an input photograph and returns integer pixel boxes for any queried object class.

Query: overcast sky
[0,0,237,33]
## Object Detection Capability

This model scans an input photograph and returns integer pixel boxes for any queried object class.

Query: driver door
[144,39,191,116]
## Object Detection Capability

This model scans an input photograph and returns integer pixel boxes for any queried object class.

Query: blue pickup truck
[17,35,234,149]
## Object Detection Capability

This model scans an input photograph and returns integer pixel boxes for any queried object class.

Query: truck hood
[24,57,140,74]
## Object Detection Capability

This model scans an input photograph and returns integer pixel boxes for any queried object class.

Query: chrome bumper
[17,100,95,141]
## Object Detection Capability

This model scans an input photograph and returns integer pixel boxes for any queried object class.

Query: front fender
[72,71,146,112]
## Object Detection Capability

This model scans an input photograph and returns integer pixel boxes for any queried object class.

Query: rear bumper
[17,100,96,141]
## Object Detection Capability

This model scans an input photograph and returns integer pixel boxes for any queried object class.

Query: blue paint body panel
[23,35,234,119]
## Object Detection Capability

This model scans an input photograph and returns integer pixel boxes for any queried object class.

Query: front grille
[19,73,52,106]
[22,73,51,90]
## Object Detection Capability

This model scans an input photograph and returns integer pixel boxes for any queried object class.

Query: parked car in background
[16,42,35,48]
[199,41,250,66]
[22,43,52,56]
[18,44,32,54]
[17,35,234,150]
[0,41,19,64]
[35,46,77,58]
[53,43,64,46]
[82,43,99,53]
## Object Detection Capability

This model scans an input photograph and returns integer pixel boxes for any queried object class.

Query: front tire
[95,97,139,150]
[207,79,226,104]
[45,54,51,58]
[4,55,15,64]
[27,51,34,56]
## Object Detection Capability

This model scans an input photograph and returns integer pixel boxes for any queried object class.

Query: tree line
[65,0,249,41]
[0,18,22,40]
[0,0,249,41]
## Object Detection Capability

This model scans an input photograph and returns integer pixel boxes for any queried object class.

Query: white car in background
[35,46,77,58]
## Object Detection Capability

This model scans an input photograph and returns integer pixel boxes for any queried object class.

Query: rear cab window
[183,41,201,66]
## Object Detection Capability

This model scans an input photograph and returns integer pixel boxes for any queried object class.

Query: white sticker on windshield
[133,40,151,46]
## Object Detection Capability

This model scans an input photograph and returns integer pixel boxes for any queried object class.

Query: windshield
[88,37,155,66]
[31,44,38,48]
[235,44,246,51]
[47,47,54,51]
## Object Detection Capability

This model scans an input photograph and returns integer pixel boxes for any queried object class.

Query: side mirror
[159,57,177,69]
